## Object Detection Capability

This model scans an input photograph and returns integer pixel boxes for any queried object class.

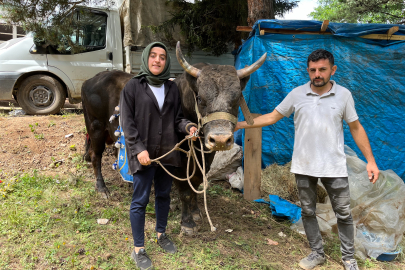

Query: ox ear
[240,65,250,91]
[239,65,253,124]
[186,74,199,95]
[240,94,254,125]
[240,75,250,91]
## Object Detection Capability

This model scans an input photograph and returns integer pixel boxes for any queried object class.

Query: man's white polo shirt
[275,80,358,177]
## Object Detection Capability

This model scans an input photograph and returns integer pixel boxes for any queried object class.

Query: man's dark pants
[130,166,174,247]
[295,174,354,260]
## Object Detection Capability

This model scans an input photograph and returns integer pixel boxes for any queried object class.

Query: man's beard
[311,76,330,87]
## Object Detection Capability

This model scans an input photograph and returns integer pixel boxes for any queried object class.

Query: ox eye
[196,96,202,104]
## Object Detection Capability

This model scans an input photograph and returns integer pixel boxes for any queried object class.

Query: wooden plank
[360,33,405,40]
[261,28,332,35]
[244,113,262,201]
[236,25,404,40]
[387,26,399,36]
[236,26,332,35]
[320,20,329,32]
[236,26,253,32]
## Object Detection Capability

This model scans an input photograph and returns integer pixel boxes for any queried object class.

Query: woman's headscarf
[133,42,171,87]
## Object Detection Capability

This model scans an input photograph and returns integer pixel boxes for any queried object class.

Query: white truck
[0,1,234,115]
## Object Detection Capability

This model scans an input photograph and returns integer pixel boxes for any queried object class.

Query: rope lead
[150,135,216,232]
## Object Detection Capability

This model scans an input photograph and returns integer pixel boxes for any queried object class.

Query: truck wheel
[17,75,66,115]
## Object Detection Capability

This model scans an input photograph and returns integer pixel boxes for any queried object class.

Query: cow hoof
[192,212,203,222]
[96,186,111,199]
[181,225,198,236]
[83,154,91,162]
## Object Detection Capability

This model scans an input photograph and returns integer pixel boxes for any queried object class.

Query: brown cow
[82,42,266,234]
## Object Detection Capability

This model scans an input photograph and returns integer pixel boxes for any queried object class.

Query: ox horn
[237,53,267,79]
[176,41,201,78]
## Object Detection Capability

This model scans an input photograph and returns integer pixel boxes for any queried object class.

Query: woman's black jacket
[120,76,195,174]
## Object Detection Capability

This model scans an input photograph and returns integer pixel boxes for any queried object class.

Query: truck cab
[0,7,123,115]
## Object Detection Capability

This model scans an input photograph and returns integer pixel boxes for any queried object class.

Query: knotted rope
[150,134,216,232]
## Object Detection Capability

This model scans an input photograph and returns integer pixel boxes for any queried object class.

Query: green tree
[0,0,108,52]
[151,0,299,56]
[1,0,299,55]
[310,0,405,24]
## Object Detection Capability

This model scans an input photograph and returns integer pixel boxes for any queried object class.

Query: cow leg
[83,134,92,162]
[190,153,215,222]
[190,188,202,222]
[89,120,110,199]
[82,105,92,163]
[177,180,198,236]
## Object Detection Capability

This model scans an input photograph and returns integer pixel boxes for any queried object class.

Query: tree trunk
[247,0,274,27]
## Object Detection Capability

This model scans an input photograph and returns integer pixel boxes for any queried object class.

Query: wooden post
[244,113,262,201]
[259,24,265,36]
[320,20,329,32]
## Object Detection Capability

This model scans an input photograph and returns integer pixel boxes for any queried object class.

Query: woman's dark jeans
[130,166,174,247]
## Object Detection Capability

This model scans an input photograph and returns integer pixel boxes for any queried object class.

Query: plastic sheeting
[235,20,405,179]
[255,195,301,223]
[206,143,243,181]
[348,146,405,259]
[118,0,183,47]
[291,146,405,259]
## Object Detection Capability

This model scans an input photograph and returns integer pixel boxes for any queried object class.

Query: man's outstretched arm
[235,109,285,131]
[348,120,380,183]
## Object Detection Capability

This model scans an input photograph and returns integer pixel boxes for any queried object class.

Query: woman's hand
[137,150,151,166]
[189,126,198,141]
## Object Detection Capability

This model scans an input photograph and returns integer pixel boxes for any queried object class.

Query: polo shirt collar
[305,80,336,96]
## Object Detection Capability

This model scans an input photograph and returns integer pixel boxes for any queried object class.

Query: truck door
[47,9,112,98]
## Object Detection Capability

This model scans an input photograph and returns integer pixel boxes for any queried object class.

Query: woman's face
[148,47,167,75]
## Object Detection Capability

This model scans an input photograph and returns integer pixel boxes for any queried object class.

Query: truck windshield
[74,10,107,48]
[47,9,107,54]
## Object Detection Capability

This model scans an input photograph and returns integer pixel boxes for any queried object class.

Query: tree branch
[378,11,404,19]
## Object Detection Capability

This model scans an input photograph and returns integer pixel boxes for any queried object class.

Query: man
[235,49,379,270]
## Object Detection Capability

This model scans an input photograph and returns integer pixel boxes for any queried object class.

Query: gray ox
[82,42,266,234]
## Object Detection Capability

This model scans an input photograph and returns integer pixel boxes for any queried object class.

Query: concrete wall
[0,24,25,42]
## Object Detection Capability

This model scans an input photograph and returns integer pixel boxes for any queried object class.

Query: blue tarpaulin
[255,195,301,223]
[117,125,133,183]
[235,20,405,179]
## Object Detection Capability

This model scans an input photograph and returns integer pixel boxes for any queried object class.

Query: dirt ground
[0,112,91,176]
[0,101,111,181]
[0,107,404,269]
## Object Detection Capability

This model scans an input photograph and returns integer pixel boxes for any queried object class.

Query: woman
[120,42,197,270]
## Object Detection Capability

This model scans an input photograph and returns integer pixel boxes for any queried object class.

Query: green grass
[0,169,135,269]
[0,168,404,269]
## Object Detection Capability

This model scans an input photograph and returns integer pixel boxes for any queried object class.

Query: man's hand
[137,150,151,166]
[234,122,242,132]
[366,162,379,184]
[188,126,198,141]
[348,120,379,184]
[234,109,284,132]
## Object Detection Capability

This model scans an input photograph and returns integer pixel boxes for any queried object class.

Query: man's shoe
[298,251,326,270]
[342,259,359,270]
[156,233,177,254]
[131,249,153,270]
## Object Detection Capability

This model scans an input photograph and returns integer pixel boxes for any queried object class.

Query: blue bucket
[376,246,402,262]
